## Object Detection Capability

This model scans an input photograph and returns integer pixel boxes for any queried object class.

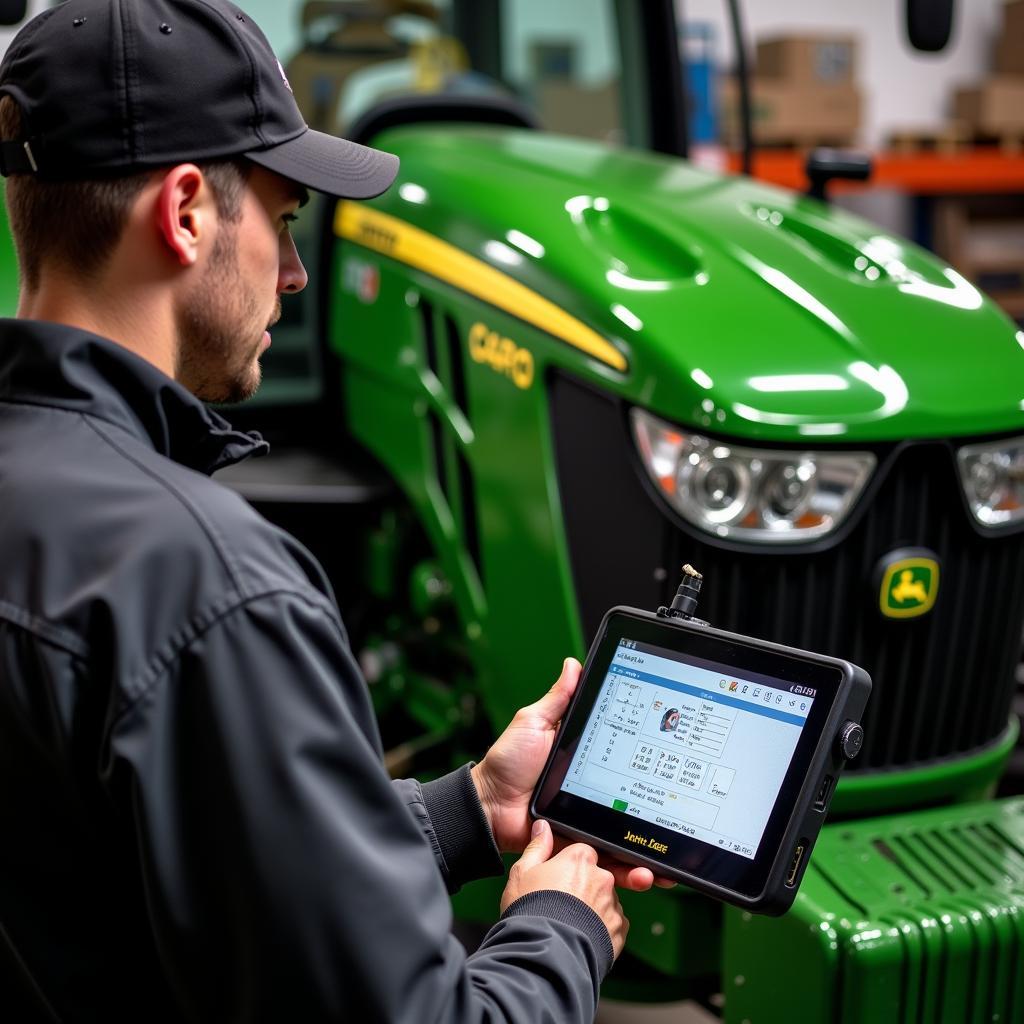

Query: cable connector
[658,564,707,623]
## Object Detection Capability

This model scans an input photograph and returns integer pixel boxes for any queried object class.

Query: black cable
[725,0,754,177]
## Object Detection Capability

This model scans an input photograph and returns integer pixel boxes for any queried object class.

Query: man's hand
[501,820,629,962]
[471,657,581,855]
[472,658,675,893]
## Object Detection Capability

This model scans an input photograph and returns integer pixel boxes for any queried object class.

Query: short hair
[0,96,250,291]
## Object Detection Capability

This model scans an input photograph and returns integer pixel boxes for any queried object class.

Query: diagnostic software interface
[561,638,815,859]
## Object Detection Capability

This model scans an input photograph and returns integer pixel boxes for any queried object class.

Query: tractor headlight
[957,436,1024,528]
[631,408,875,542]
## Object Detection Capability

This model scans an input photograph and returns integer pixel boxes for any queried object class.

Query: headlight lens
[631,408,875,542]
[957,436,1024,528]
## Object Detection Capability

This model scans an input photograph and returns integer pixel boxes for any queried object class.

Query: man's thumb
[534,657,581,723]
[517,819,554,870]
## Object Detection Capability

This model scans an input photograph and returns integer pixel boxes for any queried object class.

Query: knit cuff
[420,764,504,892]
[500,889,615,979]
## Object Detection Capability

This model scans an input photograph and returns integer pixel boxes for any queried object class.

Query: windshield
[232,0,665,404]
[248,0,636,148]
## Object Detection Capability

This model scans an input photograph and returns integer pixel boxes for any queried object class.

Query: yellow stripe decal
[335,202,628,373]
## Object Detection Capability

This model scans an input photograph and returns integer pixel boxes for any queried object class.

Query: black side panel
[549,372,666,641]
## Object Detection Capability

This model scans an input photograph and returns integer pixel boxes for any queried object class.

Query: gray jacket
[0,321,612,1023]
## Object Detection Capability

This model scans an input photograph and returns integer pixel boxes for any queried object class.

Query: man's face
[175,166,308,404]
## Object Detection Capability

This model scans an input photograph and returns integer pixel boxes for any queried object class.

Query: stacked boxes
[953,79,1024,140]
[954,0,1024,144]
[720,35,861,147]
[755,37,856,83]
[995,0,1024,76]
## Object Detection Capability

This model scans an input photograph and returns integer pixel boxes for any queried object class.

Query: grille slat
[883,629,916,768]
[926,541,966,760]
[952,545,994,753]
[799,561,815,650]
[963,547,1011,749]
[906,506,951,761]
[990,573,1024,742]
[550,373,1024,773]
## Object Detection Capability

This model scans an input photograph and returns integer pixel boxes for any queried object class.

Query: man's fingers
[603,862,653,892]
[596,857,678,892]
[516,819,554,871]
[530,657,581,726]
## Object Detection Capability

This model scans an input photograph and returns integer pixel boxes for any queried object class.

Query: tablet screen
[559,637,817,860]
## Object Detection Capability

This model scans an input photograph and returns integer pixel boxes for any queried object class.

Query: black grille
[550,372,1024,773]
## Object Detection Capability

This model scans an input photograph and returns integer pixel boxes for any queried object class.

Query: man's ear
[156,164,210,268]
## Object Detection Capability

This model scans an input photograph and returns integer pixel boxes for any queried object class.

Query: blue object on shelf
[682,22,718,144]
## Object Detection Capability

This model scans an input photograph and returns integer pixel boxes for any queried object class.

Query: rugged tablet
[531,570,871,915]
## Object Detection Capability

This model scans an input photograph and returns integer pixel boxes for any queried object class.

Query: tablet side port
[814,774,835,811]
[785,841,807,887]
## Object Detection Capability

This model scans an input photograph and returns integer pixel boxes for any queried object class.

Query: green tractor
[6,0,1024,1019]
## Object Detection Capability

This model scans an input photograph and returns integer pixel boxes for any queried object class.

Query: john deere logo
[878,551,939,619]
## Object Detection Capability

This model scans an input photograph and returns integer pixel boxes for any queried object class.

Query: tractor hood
[364,126,1024,443]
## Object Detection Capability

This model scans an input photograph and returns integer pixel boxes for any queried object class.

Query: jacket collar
[0,319,268,474]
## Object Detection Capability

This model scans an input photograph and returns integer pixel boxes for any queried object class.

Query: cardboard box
[755,36,857,84]
[994,0,1024,75]
[953,77,1024,136]
[537,81,620,143]
[720,78,861,146]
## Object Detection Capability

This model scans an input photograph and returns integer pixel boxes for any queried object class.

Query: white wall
[681,0,1008,147]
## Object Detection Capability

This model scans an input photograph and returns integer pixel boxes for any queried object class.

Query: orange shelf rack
[728,148,1024,195]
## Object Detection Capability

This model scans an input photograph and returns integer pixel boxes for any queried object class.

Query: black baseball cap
[0,0,399,198]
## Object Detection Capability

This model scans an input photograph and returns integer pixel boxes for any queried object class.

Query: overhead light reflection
[748,374,849,393]
[483,240,523,267]
[733,362,907,426]
[897,268,983,310]
[565,195,593,222]
[749,258,853,339]
[606,268,671,292]
[862,236,903,264]
[691,368,714,389]
[799,423,848,436]
[731,402,805,426]
[848,361,909,417]
[611,304,643,331]
[398,182,429,205]
[506,229,545,259]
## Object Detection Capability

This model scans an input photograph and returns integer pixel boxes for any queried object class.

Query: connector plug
[658,564,707,622]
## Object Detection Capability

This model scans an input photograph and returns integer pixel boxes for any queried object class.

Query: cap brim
[245,127,399,199]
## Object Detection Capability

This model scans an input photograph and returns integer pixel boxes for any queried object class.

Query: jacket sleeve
[393,768,505,894]
[108,588,612,1024]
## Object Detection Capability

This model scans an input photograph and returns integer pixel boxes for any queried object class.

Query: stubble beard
[174,226,276,405]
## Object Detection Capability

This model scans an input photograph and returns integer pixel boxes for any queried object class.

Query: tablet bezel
[532,608,851,906]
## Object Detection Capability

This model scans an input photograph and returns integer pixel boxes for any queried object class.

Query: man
[0,1,660,1021]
